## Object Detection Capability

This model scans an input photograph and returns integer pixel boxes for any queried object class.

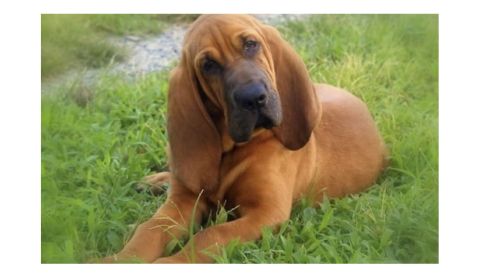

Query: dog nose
[234,83,267,110]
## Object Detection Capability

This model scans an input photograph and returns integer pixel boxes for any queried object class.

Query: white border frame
[2,0,479,279]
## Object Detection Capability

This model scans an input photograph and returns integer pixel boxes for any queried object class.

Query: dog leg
[153,209,289,263]
[104,182,207,263]
[135,171,171,195]
[153,184,292,263]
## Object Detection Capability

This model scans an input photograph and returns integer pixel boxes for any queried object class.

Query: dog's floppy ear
[167,54,222,193]
[261,25,322,150]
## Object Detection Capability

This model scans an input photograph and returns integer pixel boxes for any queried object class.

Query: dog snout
[234,83,268,110]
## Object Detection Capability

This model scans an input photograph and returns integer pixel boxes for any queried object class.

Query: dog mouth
[229,112,271,143]
[228,100,281,143]
[255,111,275,129]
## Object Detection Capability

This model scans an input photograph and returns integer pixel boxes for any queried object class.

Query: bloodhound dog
[105,14,387,263]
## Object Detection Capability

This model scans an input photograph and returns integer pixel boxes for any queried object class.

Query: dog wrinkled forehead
[182,15,266,61]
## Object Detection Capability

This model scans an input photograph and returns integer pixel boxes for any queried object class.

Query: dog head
[167,15,321,192]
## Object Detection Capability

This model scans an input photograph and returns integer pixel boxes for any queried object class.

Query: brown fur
[104,15,387,263]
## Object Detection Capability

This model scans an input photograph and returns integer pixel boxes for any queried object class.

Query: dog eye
[245,40,257,49]
[244,40,259,56]
[202,59,222,75]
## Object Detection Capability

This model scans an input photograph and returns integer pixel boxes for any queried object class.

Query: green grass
[41,15,438,263]
[41,14,198,80]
